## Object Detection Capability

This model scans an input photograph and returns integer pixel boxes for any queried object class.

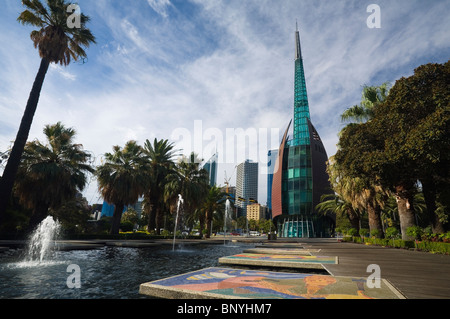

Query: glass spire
[292,26,311,146]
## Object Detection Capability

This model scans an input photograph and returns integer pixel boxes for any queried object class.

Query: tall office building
[235,160,258,218]
[202,153,218,187]
[271,26,335,238]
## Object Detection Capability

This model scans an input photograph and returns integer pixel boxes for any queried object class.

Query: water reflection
[0,242,251,299]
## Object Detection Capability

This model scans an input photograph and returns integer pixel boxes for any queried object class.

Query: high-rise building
[202,153,218,187]
[267,149,278,210]
[235,160,258,217]
[271,25,335,238]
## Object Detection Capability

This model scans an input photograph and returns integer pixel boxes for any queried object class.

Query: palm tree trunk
[111,203,124,235]
[346,208,360,232]
[205,210,212,239]
[395,184,416,240]
[155,207,163,235]
[147,202,156,233]
[0,58,50,222]
[421,178,445,234]
[198,212,205,238]
[367,202,384,238]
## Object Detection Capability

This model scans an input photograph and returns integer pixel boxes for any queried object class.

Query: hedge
[415,241,450,254]
[342,236,450,254]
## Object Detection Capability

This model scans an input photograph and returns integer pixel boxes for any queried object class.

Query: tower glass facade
[292,28,311,147]
[271,26,335,238]
[284,28,313,218]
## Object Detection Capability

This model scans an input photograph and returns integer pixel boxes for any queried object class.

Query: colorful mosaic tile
[218,253,337,270]
[139,267,405,299]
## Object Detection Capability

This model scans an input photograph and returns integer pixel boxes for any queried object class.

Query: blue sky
[0,0,449,204]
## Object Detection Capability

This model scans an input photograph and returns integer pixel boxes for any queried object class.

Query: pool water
[0,243,251,299]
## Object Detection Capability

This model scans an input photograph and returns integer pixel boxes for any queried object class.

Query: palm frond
[18,0,95,65]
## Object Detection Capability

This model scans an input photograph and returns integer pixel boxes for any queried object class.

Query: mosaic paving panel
[255,243,305,249]
[139,267,405,299]
[243,248,318,255]
[218,253,338,270]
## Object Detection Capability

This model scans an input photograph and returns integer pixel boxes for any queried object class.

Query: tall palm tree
[203,186,226,238]
[142,139,177,233]
[14,122,94,231]
[338,83,391,237]
[165,153,209,234]
[0,0,96,222]
[96,141,147,235]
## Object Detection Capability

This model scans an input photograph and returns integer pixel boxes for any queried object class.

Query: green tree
[335,61,450,239]
[337,84,391,238]
[165,153,209,235]
[14,122,94,231]
[202,186,226,238]
[385,61,449,233]
[142,138,176,233]
[52,194,91,234]
[370,61,449,235]
[96,141,147,235]
[0,0,95,223]
[335,121,398,238]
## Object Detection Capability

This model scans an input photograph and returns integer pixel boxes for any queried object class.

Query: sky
[0,0,449,205]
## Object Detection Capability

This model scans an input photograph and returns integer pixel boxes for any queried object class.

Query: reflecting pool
[0,242,252,299]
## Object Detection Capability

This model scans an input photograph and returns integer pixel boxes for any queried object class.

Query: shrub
[359,228,369,237]
[443,232,450,243]
[370,229,381,238]
[347,228,358,237]
[120,221,135,232]
[385,227,400,239]
[406,226,423,241]
[161,229,170,237]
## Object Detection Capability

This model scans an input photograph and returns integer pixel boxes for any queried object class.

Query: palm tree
[96,141,147,235]
[338,83,391,238]
[165,153,209,234]
[341,83,390,123]
[14,122,94,231]
[142,139,177,233]
[0,0,95,222]
[327,155,388,236]
[203,186,226,238]
[316,193,360,233]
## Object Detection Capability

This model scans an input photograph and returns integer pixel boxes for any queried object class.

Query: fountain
[22,216,61,266]
[172,194,184,251]
[224,199,231,245]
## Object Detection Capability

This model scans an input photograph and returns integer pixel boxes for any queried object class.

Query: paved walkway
[301,238,450,299]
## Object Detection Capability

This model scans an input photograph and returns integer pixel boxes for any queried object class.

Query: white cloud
[147,0,172,18]
[50,64,77,81]
[1,0,449,204]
